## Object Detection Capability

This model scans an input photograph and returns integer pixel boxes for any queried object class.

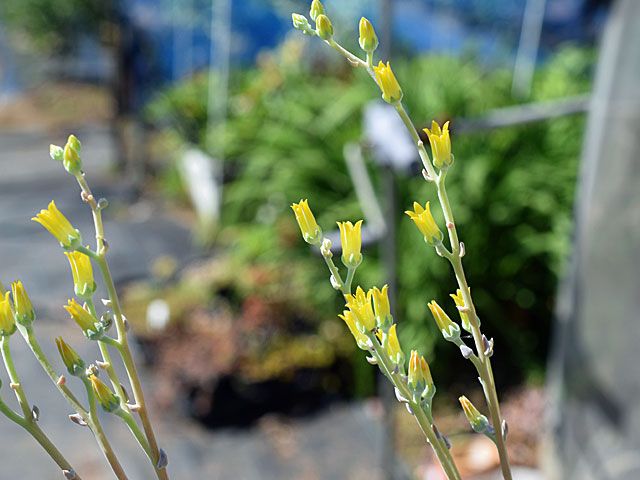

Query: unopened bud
[315,14,333,40]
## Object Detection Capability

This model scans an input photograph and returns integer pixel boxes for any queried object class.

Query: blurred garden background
[0,0,628,478]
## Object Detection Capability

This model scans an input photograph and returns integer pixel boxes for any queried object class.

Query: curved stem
[116,409,152,460]
[2,335,32,418]
[81,378,129,480]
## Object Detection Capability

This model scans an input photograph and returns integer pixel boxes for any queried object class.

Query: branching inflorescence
[291,2,513,479]
[0,136,169,479]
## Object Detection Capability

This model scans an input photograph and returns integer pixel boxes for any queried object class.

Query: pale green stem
[322,254,345,291]
[82,378,129,480]
[367,333,461,480]
[116,409,153,460]
[344,267,356,295]
[75,173,168,479]
[0,337,80,477]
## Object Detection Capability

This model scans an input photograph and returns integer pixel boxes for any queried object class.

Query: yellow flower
[64,299,103,339]
[427,300,459,338]
[459,396,490,433]
[315,14,333,40]
[11,281,35,326]
[371,285,390,325]
[408,350,433,389]
[405,201,443,244]
[373,61,403,104]
[338,309,369,349]
[345,286,375,331]
[309,0,324,21]
[62,134,82,175]
[65,251,96,298]
[55,337,85,376]
[423,121,452,169]
[32,201,81,249]
[358,17,378,52]
[450,288,472,331]
[386,324,403,363]
[89,375,120,412]
[337,220,363,268]
[0,292,16,336]
[291,199,322,245]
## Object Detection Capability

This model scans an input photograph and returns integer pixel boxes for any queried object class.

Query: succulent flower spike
[55,337,85,376]
[405,201,443,245]
[428,300,460,340]
[338,309,369,350]
[32,201,82,249]
[371,285,391,327]
[423,121,453,169]
[11,281,35,326]
[64,299,106,340]
[89,375,120,412]
[291,199,322,245]
[373,61,403,104]
[65,251,96,299]
[337,220,363,268]
[315,14,333,40]
[0,291,16,336]
[358,17,378,53]
[344,286,375,331]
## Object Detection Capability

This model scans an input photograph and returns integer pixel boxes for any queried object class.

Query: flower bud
[0,292,16,336]
[450,288,473,331]
[358,17,378,53]
[65,251,96,299]
[89,375,120,412]
[408,350,433,391]
[371,285,391,327]
[291,13,312,33]
[309,0,325,21]
[385,324,403,364]
[315,14,333,40]
[50,144,64,162]
[55,337,85,376]
[427,300,460,340]
[62,135,82,175]
[337,220,363,268]
[405,201,443,245]
[11,281,35,326]
[423,121,453,169]
[373,61,402,103]
[32,201,82,250]
[64,299,105,340]
[459,396,493,435]
[291,199,322,245]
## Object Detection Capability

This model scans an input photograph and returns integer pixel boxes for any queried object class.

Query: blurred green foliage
[0,0,109,52]
[146,38,593,387]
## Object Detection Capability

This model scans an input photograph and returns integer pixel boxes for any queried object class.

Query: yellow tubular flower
[55,337,85,376]
[345,286,375,331]
[338,310,369,349]
[405,201,443,244]
[89,375,120,412]
[315,14,333,40]
[11,281,35,326]
[32,201,81,249]
[419,355,433,386]
[450,288,472,331]
[371,285,391,325]
[423,121,453,169]
[427,300,459,338]
[337,220,363,268]
[373,61,403,104]
[291,199,322,245]
[358,17,378,52]
[408,350,433,389]
[64,299,101,338]
[386,324,403,363]
[65,251,96,298]
[0,292,16,336]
